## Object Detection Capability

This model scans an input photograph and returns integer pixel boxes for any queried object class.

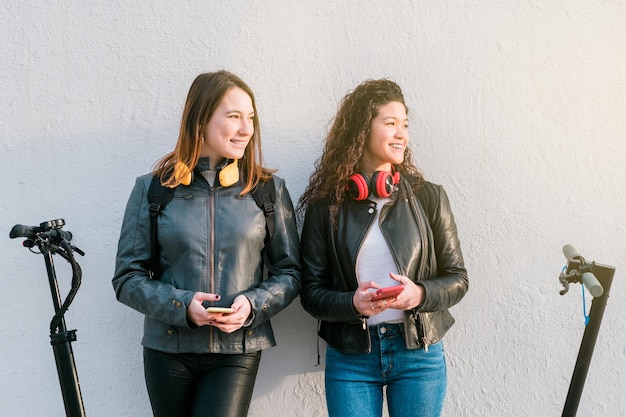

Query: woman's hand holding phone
[209,295,253,334]
[384,273,425,311]
[187,291,222,326]
[354,282,404,316]
[353,273,425,315]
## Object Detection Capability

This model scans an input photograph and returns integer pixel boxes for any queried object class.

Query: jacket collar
[195,157,232,172]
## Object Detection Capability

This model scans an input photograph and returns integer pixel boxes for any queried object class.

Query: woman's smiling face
[200,86,255,164]
[361,101,409,173]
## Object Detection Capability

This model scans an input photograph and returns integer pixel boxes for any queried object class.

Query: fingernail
[216,295,221,300]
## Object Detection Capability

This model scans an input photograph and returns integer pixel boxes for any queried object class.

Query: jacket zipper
[208,186,216,349]
[380,200,429,351]
[355,201,377,353]
[407,190,432,353]
[419,313,430,352]
[378,201,403,284]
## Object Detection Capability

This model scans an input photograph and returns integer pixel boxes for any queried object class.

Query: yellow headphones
[173,159,239,187]
[218,159,239,186]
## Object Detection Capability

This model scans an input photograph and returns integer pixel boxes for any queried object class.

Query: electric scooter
[10,219,87,417]
[558,244,615,417]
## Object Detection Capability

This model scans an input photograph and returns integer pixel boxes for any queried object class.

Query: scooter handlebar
[582,272,603,297]
[562,244,582,260]
[562,244,604,297]
[9,221,72,242]
[10,224,37,239]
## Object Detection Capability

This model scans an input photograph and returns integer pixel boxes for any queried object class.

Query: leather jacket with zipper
[112,161,301,354]
[300,179,467,354]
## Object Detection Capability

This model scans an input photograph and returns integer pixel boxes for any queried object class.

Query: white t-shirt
[356,197,404,327]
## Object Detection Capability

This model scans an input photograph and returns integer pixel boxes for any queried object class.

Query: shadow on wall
[252,300,325,398]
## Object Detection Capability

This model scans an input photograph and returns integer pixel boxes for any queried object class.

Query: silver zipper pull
[423,337,429,353]
[362,317,367,330]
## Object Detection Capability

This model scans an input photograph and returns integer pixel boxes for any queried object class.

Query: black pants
[143,347,262,417]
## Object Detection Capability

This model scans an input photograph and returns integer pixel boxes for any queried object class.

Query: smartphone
[370,284,404,301]
[206,307,234,314]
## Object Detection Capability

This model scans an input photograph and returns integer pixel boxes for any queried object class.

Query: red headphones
[347,170,400,201]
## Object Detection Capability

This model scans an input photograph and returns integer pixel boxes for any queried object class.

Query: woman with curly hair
[298,78,468,417]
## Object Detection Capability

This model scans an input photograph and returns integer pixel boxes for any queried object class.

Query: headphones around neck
[173,159,239,187]
[217,159,239,186]
[347,170,400,201]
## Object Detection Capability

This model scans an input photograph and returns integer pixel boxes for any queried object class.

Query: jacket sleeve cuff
[417,282,426,310]
[172,289,196,328]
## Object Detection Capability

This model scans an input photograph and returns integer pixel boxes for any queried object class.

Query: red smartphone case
[370,284,404,301]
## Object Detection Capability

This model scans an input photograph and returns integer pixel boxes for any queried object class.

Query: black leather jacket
[113,167,301,354]
[300,179,468,353]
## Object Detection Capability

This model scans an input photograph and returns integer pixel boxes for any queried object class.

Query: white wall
[1,1,625,416]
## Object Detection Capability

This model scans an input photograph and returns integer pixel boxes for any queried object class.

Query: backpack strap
[147,176,176,279]
[251,177,278,277]
[251,176,276,242]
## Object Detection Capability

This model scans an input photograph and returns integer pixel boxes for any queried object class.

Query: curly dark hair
[297,78,424,226]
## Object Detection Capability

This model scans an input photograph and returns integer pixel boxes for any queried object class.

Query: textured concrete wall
[1,1,625,416]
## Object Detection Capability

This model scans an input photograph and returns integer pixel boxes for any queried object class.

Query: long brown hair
[154,70,272,194]
[297,78,424,225]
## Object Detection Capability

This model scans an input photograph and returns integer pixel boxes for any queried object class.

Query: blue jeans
[325,323,447,417]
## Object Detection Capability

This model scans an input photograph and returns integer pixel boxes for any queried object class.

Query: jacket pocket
[413,310,456,347]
